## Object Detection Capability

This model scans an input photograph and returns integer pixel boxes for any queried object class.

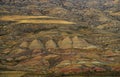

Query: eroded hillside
[0,0,120,76]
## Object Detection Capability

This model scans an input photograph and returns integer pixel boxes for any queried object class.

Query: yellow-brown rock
[58,37,72,49]
[29,39,44,50]
[45,40,57,49]
[20,41,29,48]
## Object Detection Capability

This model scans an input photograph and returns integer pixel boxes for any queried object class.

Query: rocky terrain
[0,0,120,76]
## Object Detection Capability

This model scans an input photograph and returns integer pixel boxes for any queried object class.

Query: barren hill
[0,0,120,75]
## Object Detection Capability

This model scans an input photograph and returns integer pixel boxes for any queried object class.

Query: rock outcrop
[72,36,83,49]
[45,40,57,49]
[72,36,97,49]
[29,39,44,50]
[15,49,27,55]
[58,37,72,49]
[22,36,98,50]
[20,41,29,48]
